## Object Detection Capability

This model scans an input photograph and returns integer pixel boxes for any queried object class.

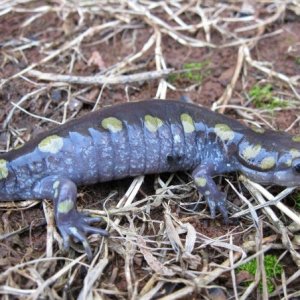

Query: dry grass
[1,0,300,299]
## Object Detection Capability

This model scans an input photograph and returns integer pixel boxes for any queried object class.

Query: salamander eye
[292,158,300,173]
[294,164,300,173]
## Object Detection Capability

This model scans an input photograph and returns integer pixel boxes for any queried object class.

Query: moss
[168,61,210,84]
[292,193,300,210]
[238,255,283,293]
[249,84,287,110]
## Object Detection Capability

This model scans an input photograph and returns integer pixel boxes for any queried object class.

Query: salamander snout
[273,157,300,187]
[292,158,300,174]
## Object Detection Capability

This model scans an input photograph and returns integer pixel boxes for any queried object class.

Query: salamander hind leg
[33,176,108,259]
[192,164,228,222]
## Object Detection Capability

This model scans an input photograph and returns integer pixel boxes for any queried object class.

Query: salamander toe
[57,212,109,259]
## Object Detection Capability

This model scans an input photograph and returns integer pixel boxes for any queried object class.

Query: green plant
[292,193,300,210]
[182,61,209,82]
[249,84,287,110]
[295,57,300,65]
[238,255,283,293]
[168,61,210,83]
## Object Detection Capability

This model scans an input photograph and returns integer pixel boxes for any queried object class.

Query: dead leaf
[137,236,175,276]
[207,287,227,300]
[88,51,106,70]
[62,18,76,36]
[184,223,197,254]
[236,270,255,284]
[164,212,184,254]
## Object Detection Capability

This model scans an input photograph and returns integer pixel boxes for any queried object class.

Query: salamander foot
[57,212,109,260]
[206,193,228,223]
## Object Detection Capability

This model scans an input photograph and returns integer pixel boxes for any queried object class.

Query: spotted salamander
[1,100,300,258]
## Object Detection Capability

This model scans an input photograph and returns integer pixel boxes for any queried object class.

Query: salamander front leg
[192,164,228,221]
[33,176,109,259]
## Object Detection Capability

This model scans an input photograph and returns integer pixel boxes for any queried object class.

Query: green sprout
[238,255,283,293]
[292,193,300,211]
[168,61,210,84]
[249,84,287,110]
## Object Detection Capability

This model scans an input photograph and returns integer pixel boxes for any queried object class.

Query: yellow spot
[53,181,60,198]
[260,157,276,170]
[242,144,261,160]
[144,115,163,133]
[180,113,195,133]
[290,148,300,159]
[195,177,207,187]
[214,124,234,141]
[285,159,292,167]
[53,181,60,189]
[0,159,8,180]
[251,126,265,134]
[285,149,300,167]
[57,199,74,214]
[292,135,300,142]
[101,117,123,133]
[38,135,63,154]
[174,134,181,143]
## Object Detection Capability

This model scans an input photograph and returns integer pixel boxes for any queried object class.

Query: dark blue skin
[1,100,300,258]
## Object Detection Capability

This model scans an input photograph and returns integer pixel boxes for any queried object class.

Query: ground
[0,1,300,299]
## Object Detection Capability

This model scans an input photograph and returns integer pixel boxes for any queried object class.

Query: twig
[28,69,173,85]
[241,176,300,226]
[244,46,300,100]
[3,86,48,129]
[1,21,121,86]
[214,44,245,113]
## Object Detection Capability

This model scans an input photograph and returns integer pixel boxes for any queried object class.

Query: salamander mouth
[239,165,274,185]
[239,164,300,188]
[273,171,299,187]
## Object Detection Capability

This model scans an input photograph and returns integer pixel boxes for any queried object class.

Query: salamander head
[238,154,300,187]
[272,157,300,187]
[270,141,300,186]
[236,131,300,187]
